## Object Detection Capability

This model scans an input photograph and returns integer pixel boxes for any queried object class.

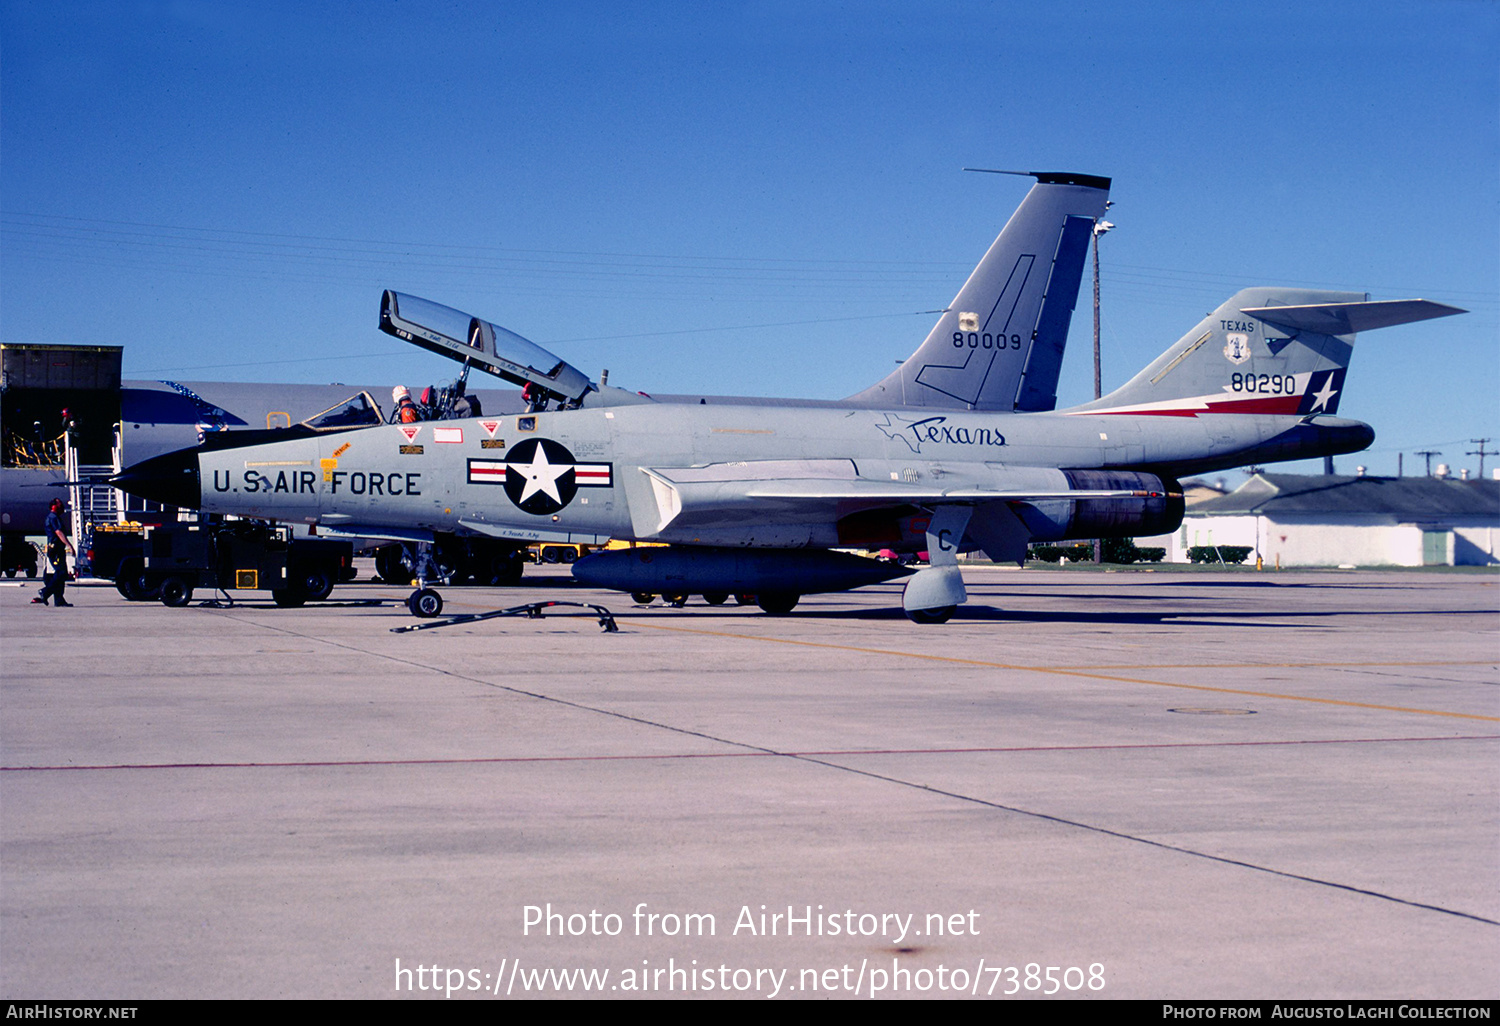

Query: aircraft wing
[639,459,1166,534]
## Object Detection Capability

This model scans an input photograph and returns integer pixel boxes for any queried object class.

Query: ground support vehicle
[90,520,352,607]
[86,522,155,599]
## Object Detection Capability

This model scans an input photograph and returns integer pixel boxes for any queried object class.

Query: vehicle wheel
[631,592,655,605]
[663,593,688,607]
[756,592,799,615]
[559,548,577,564]
[407,588,443,618]
[298,568,334,601]
[115,558,150,600]
[906,605,955,625]
[272,588,306,608]
[160,576,193,608]
[702,592,728,606]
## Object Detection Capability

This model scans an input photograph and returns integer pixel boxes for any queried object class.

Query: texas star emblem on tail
[113,173,1465,622]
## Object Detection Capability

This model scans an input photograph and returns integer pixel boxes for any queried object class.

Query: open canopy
[379,291,593,405]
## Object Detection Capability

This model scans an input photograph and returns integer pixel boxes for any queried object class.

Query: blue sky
[3,0,1496,477]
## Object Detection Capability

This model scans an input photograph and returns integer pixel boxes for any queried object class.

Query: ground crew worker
[33,498,75,607]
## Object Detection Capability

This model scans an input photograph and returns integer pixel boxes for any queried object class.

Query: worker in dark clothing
[33,498,75,607]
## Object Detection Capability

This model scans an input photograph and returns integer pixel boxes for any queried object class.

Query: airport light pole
[1092,215,1113,564]
[1092,215,1113,402]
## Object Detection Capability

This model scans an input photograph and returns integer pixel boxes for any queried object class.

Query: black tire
[906,605,955,625]
[160,577,193,608]
[374,544,409,584]
[631,592,655,605]
[271,589,306,608]
[492,549,525,586]
[407,588,443,618]
[733,593,755,606]
[115,558,151,601]
[663,593,688,607]
[298,568,334,601]
[433,540,470,585]
[541,546,562,564]
[756,593,799,615]
[702,592,728,606]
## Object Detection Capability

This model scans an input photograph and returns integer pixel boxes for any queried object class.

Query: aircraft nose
[112,448,202,510]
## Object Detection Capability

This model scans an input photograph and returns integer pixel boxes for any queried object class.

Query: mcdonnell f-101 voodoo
[113,173,1464,621]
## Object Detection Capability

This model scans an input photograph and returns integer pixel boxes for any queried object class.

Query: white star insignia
[511,447,570,504]
[1309,376,1339,413]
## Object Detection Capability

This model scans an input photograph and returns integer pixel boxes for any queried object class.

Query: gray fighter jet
[113,174,1464,621]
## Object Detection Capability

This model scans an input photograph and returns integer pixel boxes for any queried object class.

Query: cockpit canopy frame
[378,291,593,405]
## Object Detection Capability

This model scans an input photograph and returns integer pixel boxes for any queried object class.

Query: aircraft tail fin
[1069,288,1465,418]
[846,172,1110,411]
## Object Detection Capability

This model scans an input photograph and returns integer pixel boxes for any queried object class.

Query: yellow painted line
[634,623,1500,723]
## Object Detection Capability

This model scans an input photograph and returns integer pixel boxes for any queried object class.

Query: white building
[1140,473,1500,567]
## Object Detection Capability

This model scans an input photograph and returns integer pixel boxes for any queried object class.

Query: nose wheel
[406,587,444,618]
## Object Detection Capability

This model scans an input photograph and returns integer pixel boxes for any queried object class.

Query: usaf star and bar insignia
[467,437,612,515]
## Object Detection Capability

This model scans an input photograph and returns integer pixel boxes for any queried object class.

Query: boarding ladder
[63,430,127,571]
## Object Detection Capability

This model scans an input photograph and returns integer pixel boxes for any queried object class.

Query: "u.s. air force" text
[213,469,422,496]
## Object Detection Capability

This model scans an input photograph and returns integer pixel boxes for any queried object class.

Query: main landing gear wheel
[755,593,799,615]
[374,544,409,584]
[407,588,444,618]
[906,605,956,625]
[702,592,728,606]
[663,593,689,607]
[631,592,656,605]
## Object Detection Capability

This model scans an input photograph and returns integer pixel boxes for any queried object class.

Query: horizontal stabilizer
[1241,299,1466,336]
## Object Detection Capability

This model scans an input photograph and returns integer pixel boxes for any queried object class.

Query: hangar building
[1142,472,1500,567]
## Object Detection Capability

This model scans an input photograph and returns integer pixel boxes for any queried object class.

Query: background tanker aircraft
[113,173,1464,621]
[0,362,524,580]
